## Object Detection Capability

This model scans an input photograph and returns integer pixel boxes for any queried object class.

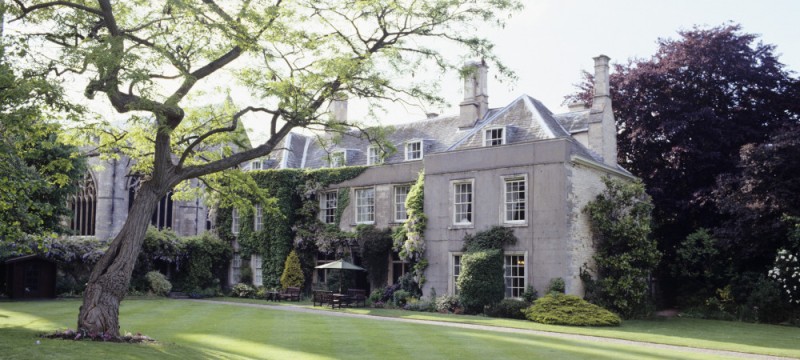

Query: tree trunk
[77,183,161,336]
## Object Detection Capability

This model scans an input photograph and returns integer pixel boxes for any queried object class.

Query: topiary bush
[280,250,305,289]
[145,271,172,296]
[523,293,621,326]
[486,298,529,319]
[457,249,505,314]
[547,277,565,294]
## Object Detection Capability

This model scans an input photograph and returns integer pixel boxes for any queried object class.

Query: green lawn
[212,297,800,358]
[0,299,747,360]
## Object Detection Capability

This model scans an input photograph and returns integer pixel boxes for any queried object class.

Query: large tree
[7,0,520,336]
[566,24,799,301]
[0,35,86,242]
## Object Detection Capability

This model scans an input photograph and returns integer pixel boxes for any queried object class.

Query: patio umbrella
[315,259,365,293]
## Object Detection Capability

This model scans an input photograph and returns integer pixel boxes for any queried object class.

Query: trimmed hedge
[486,298,529,319]
[524,294,621,326]
[457,249,505,314]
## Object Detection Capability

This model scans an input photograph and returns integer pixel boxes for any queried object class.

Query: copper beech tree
[7,0,520,336]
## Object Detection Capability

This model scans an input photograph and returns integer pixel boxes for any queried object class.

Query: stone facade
[71,155,211,242]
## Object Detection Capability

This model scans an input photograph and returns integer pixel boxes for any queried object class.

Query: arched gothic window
[68,173,96,236]
[127,176,173,230]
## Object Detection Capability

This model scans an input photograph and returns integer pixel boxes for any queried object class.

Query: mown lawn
[213,296,800,358]
[0,298,744,360]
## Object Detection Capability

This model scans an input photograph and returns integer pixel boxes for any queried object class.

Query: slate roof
[553,110,589,133]
[266,94,618,170]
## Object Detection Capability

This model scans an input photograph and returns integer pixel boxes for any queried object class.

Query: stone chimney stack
[458,60,489,128]
[329,96,348,123]
[587,55,617,167]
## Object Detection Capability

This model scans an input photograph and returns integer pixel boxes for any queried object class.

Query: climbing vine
[217,167,366,288]
[393,171,428,284]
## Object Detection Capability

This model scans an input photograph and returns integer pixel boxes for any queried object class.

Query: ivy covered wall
[217,167,367,288]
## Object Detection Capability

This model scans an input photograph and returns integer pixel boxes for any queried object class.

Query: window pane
[503,255,525,298]
[454,182,473,224]
[504,178,526,222]
[394,185,410,222]
[356,188,375,223]
[322,191,338,224]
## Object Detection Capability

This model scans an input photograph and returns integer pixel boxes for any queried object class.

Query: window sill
[502,222,528,228]
[448,224,474,230]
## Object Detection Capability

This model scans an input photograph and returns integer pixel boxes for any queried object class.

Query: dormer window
[367,146,383,165]
[251,159,262,170]
[330,151,346,167]
[484,127,505,146]
[405,141,422,161]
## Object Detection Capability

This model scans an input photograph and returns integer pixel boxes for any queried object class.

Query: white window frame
[330,151,346,167]
[504,252,528,298]
[254,204,264,231]
[449,252,463,295]
[355,187,375,224]
[502,175,527,224]
[367,146,383,165]
[393,184,411,222]
[483,126,505,146]
[232,252,242,283]
[321,191,338,224]
[250,159,262,170]
[315,252,335,284]
[251,255,263,286]
[452,179,474,226]
[231,208,240,235]
[405,141,423,161]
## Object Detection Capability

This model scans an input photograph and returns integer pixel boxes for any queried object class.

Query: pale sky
[371,0,800,121]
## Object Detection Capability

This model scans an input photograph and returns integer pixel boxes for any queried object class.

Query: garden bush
[280,250,305,289]
[231,283,256,298]
[368,287,384,304]
[547,278,565,294]
[393,289,412,307]
[435,294,460,313]
[457,249,504,314]
[486,298,529,319]
[145,271,172,296]
[524,293,621,326]
[522,285,538,303]
[404,298,434,312]
[175,232,232,293]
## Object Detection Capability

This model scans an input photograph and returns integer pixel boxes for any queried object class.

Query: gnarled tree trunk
[77,183,162,336]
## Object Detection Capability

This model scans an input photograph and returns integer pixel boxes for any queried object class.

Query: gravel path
[191,299,793,360]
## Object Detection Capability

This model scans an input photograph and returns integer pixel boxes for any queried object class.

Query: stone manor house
[70,55,631,298]
[233,55,633,297]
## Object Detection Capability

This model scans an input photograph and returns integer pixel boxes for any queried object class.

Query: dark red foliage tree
[567,24,800,302]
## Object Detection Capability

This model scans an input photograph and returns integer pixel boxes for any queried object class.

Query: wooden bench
[279,287,301,301]
[346,288,367,307]
[312,290,333,307]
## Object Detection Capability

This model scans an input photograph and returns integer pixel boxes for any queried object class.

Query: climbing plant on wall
[217,167,366,288]
[393,171,428,284]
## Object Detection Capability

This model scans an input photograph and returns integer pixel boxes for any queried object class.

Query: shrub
[486,299,529,319]
[398,272,422,298]
[177,232,232,292]
[524,294,621,326]
[280,250,305,289]
[240,265,253,285]
[547,278,565,294]
[522,285,538,303]
[404,298,433,312]
[368,288,385,304]
[393,289,412,307]
[457,249,504,314]
[435,295,460,313]
[145,271,172,296]
[231,283,256,298]
[583,178,659,318]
